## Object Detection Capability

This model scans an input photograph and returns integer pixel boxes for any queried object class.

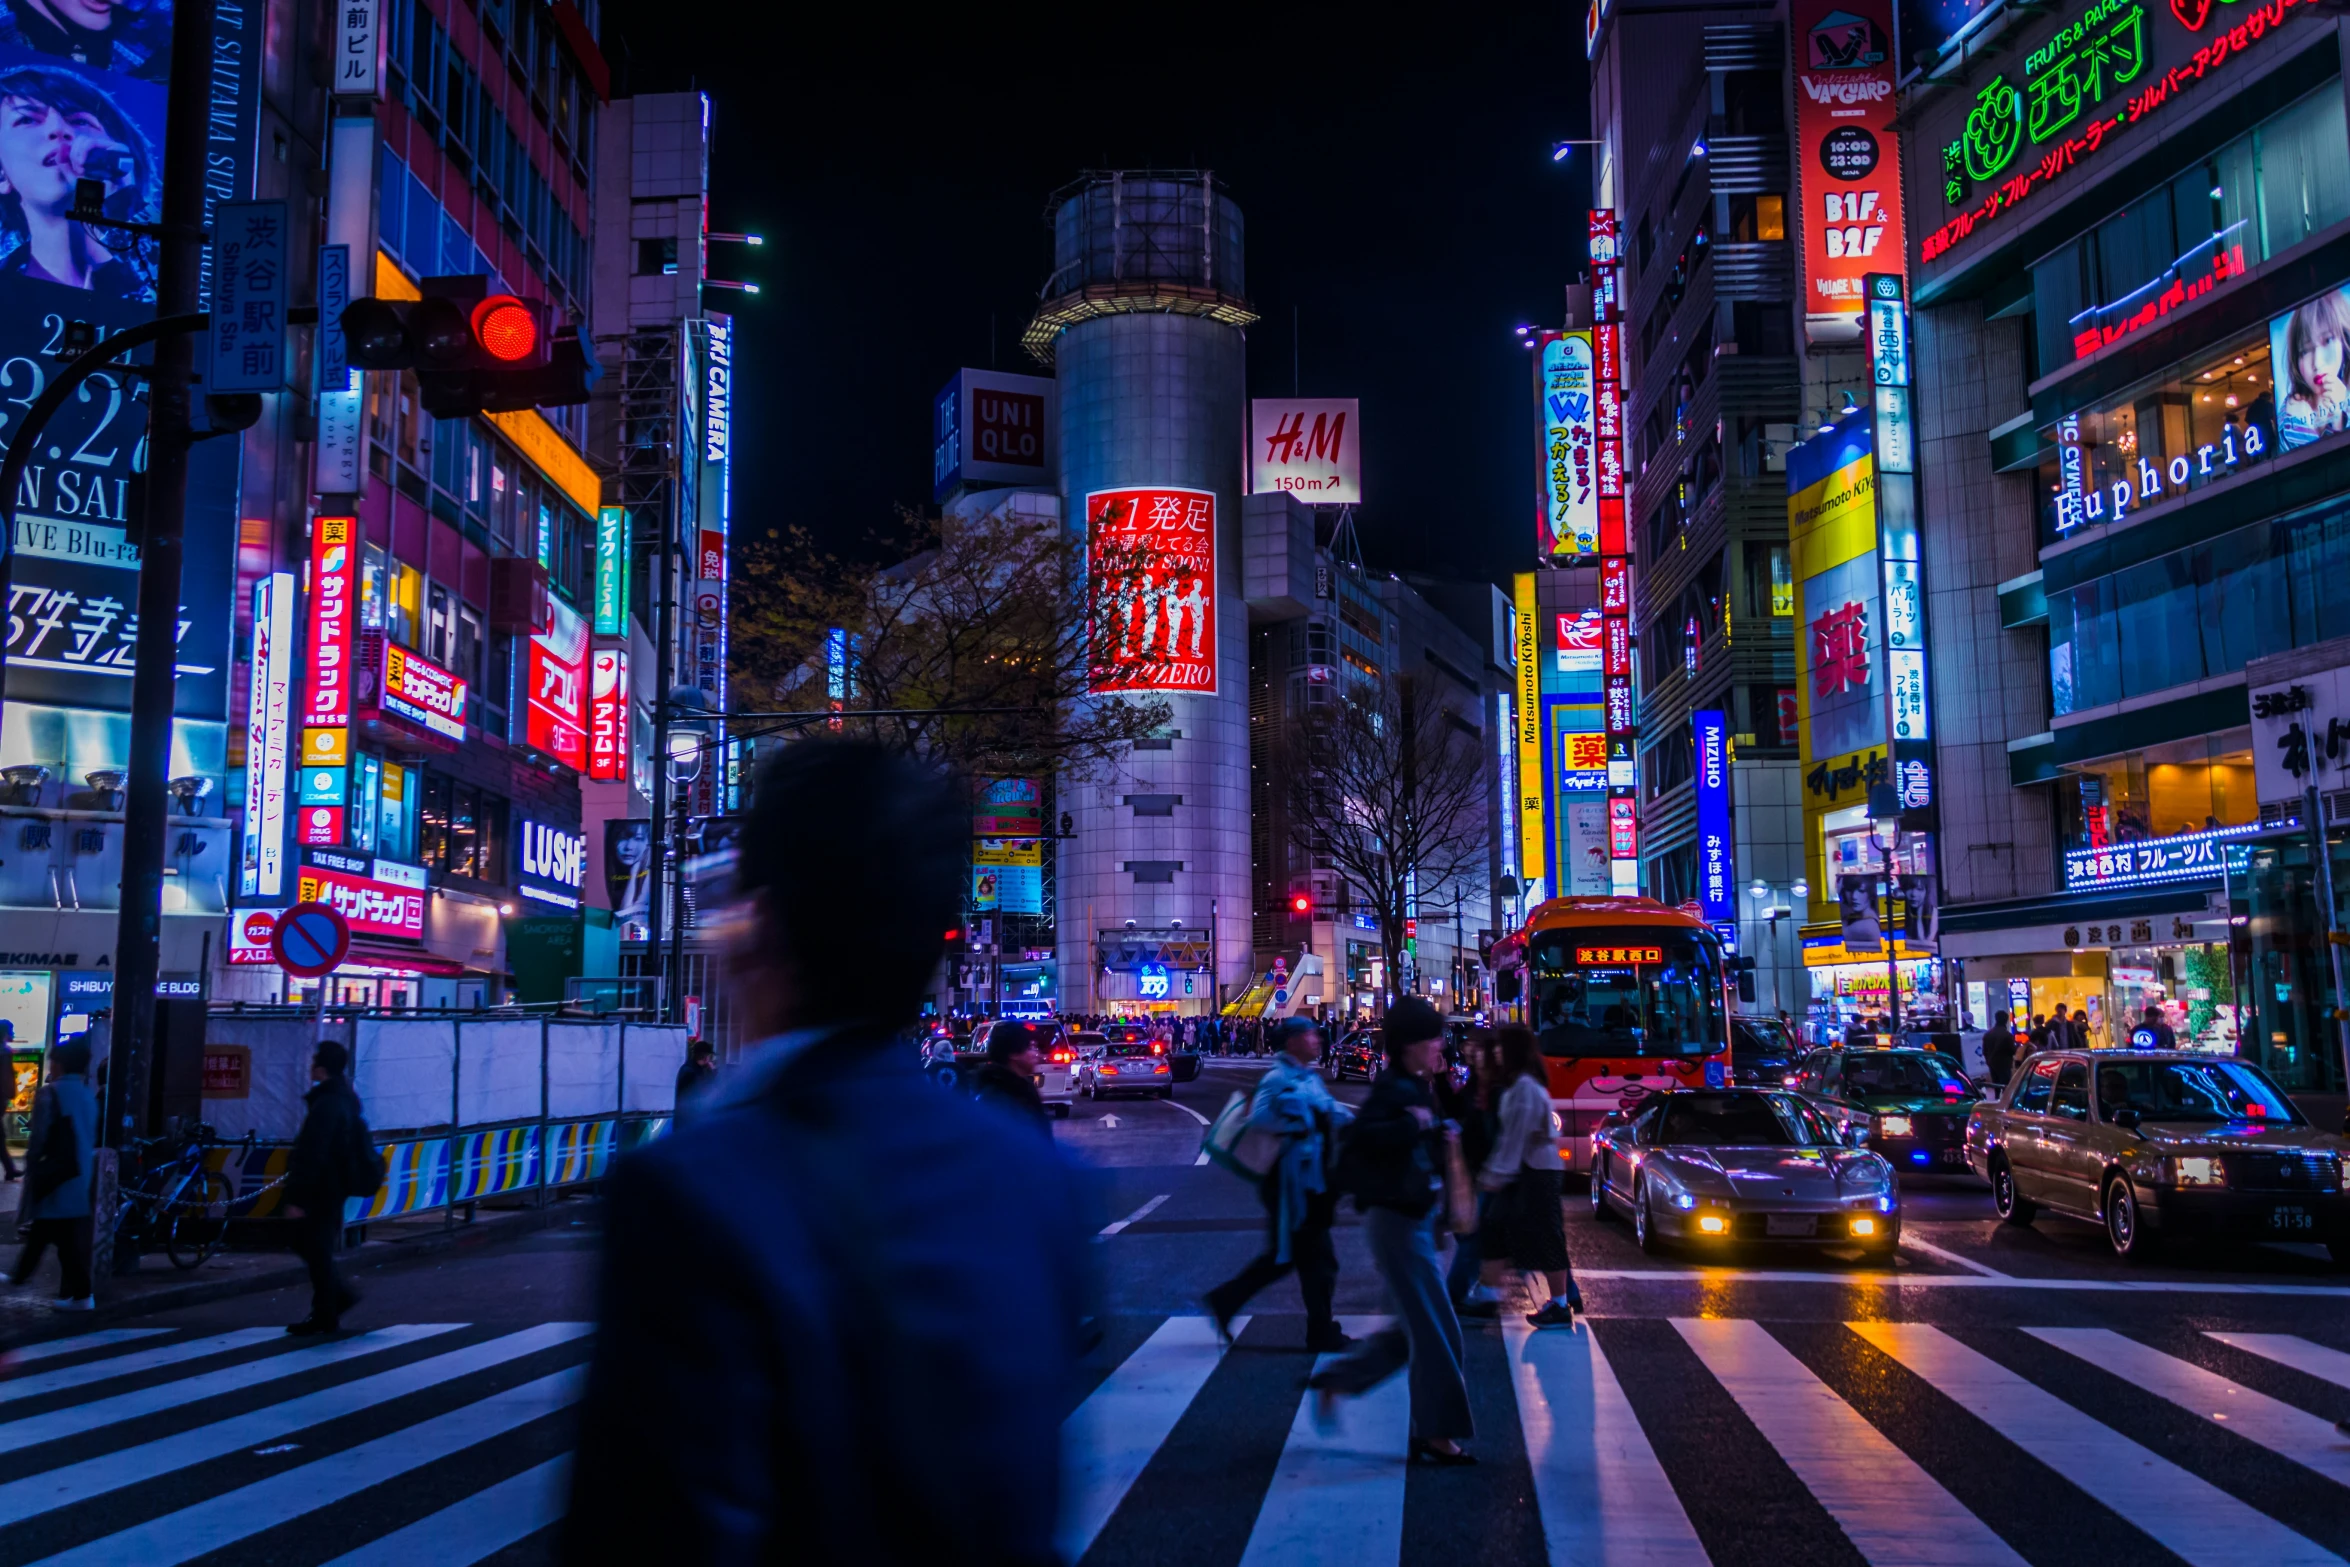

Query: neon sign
[1924,0,2315,262]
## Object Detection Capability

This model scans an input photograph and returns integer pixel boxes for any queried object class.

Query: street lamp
[1867,783,1905,1034]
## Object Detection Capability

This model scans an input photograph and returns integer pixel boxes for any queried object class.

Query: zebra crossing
[5,1309,2350,1565]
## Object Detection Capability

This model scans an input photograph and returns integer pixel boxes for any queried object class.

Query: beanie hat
[1383,996,1444,1052]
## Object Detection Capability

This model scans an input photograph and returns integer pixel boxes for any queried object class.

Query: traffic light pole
[108,0,215,1151]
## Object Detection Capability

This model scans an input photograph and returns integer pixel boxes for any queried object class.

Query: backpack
[27,1089,79,1202]
[344,1101,387,1200]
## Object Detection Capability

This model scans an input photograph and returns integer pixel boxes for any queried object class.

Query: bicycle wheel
[163,1170,233,1269]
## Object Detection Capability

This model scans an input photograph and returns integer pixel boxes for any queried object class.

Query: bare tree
[1280,673,1491,1006]
[729,503,1173,783]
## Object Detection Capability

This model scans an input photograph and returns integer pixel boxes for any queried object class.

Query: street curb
[0,1196,597,1354]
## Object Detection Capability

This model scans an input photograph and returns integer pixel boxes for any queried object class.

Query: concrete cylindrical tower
[1032,173,1254,1016]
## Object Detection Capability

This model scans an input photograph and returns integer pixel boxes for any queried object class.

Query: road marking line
[1194,1150,1210,1166]
[1057,1315,1244,1563]
[2029,1328,2350,1487]
[26,1367,587,1566]
[318,1454,568,1567]
[0,1325,462,1458]
[0,1330,171,1367]
[1504,1315,1707,1565]
[1100,1195,1171,1236]
[1854,1322,2339,1566]
[1238,1317,1403,1567]
[1897,1233,2008,1278]
[1161,1097,1212,1127]
[1676,1317,2027,1565]
[2207,1332,2350,1390]
[0,1328,286,1406]
[0,1322,589,1526]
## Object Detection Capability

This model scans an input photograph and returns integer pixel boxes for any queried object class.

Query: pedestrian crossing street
[5,1309,2350,1564]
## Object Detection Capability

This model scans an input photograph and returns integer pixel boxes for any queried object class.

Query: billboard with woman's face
[2272,285,2350,453]
[0,0,170,299]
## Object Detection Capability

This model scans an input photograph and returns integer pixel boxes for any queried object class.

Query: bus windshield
[1528,929,1723,1059]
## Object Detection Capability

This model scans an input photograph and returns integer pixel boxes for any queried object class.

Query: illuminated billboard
[304,516,358,729]
[240,572,295,900]
[589,649,630,782]
[295,862,426,940]
[1536,331,1598,558]
[1792,0,1906,341]
[378,642,468,743]
[1086,487,1218,695]
[527,595,589,770]
[933,367,1057,500]
[1250,399,1362,503]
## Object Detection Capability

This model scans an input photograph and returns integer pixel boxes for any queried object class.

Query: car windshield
[1105,1042,1156,1058]
[1655,1093,1819,1147]
[1528,929,1724,1059]
[1733,1018,1793,1059]
[2093,1059,2305,1124]
[1841,1053,1970,1099]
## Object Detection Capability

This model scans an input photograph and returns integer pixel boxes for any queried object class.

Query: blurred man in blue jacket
[1203,1015,1354,1352]
[565,743,1092,1565]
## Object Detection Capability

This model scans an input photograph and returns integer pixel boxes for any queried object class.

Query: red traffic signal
[471,294,542,363]
[337,276,583,418]
[1405,918,1418,938]
[1289,891,1311,916]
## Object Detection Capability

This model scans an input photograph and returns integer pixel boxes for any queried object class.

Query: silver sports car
[1589,1088,1901,1259]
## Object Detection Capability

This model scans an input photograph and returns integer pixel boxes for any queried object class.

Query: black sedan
[1329,1031,1380,1082]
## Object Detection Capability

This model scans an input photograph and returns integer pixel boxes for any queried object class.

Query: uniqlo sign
[304,517,357,727]
[1086,486,1218,695]
[589,648,629,781]
[295,863,425,939]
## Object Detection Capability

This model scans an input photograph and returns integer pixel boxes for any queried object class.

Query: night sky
[602,5,1592,589]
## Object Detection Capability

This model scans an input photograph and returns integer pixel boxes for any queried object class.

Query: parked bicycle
[112,1122,255,1269]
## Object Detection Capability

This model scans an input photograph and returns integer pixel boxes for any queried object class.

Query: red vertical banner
[303,517,357,729]
[1792,0,1906,342]
[1593,320,1625,553]
[1600,556,1630,615]
[1086,486,1219,694]
[589,648,629,781]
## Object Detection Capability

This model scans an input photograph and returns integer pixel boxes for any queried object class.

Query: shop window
[2031,86,2350,372]
[489,454,515,550]
[486,631,515,740]
[394,370,424,472]
[349,753,381,853]
[377,759,419,864]
[456,605,484,711]
[2035,330,2275,542]
[360,543,387,631]
[535,501,552,570]
[1726,193,1786,244]
[384,560,423,651]
[419,774,508,882]
[426,583,454,667]
[2056,734,2257,857]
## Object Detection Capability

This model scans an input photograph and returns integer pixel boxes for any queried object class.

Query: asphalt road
[9,1056,2350,1564]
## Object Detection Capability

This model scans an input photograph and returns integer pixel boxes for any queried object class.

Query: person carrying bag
[9,1037,98,1310]
[1203,1016,1354,1354]
[1477,1025,1580,1329]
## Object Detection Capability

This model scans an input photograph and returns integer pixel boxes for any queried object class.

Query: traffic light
[1289,890,1312,917]
[339,275,596,418]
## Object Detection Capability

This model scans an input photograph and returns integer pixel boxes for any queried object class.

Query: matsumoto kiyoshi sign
[1923,0,2323,265]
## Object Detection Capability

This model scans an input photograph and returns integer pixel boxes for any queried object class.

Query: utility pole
[644,504,677,1023]
[107,0,215,1148]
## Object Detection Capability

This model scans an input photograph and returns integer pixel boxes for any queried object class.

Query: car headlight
[1876,1114,1914,1138]
[2170,1156,2225,1187]
[1696,1213,1729,1233]
[1672,1192,1696,1210]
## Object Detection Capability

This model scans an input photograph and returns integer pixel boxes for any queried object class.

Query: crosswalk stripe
[24,1366,586,1567]
[318,1455,569,1567]
[1852,1322,2341,1566]
[1504,1317,1708,1565]
[2029,1328,2350,1488]
[0,1325,462,1459]
[2207,1333,2350,1391]
[1237,1317,1405,1567]
[0,1328,287,1406]
[1675,1318,2026,1566]
[1057,1314,1245,1563]
[2,1330,172,1367]
[0,1322,591,1527]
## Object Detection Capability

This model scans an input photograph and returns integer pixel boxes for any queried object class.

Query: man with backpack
[281,1039,383,1336]
[8,1036,97,1310]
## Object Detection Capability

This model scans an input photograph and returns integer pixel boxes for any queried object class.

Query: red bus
[1488,897,1733,1172]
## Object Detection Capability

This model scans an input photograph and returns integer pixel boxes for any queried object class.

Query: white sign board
[2251,668,2350,806]
[1249,398,1361,504]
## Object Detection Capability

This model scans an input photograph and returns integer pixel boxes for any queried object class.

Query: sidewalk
[1,1178,591,1349]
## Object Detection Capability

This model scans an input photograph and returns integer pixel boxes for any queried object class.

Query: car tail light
[1155,1063,1169,1073]
[1152,1042,1164,1054]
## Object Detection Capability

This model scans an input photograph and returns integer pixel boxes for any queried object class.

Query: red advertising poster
[1600,556,1630,615]
[304,517,357,728]
[527,596,590,770]
[1086,486,1218,695]
[698,529,726,583]
[589,648,629,781]
[297,804,344,846]
[1603,616,1632,679]
[295,863,426,939]
[1793,0,1905,342]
